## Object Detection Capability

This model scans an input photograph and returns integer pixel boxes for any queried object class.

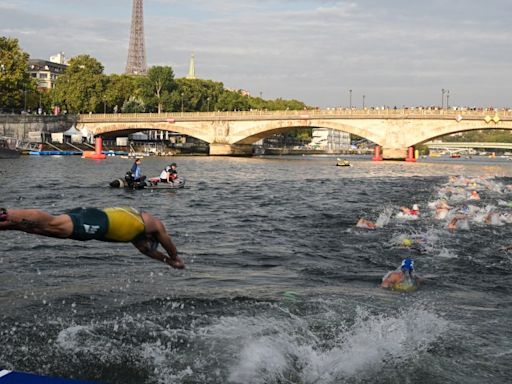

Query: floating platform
[28,151,82,156]
[0,369,100,383]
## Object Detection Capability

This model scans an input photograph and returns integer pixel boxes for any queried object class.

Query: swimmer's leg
[0,209,72,238]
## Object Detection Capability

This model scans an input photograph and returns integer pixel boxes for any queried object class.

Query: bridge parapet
[78,108,512,123]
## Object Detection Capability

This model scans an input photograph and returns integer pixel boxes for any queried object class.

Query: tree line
[0,36,308,115]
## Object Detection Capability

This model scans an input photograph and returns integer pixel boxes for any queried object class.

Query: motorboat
[109,173,186,190]
[336,158,352,167]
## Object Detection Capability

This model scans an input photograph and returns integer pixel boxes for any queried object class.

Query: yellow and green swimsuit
[67,207,145,242]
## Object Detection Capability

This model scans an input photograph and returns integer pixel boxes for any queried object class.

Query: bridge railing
[78,108,512,123]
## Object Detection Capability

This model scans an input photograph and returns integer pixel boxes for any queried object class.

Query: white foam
[225,306,449,383]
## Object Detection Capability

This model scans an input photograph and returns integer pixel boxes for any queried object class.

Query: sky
[1,0,511,108]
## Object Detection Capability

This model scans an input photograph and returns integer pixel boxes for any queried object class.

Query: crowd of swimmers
[358,175,512,290]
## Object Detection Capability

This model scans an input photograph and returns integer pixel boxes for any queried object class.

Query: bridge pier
[382,147,408,160]
[405,146,416,162]
[209,143,253,156]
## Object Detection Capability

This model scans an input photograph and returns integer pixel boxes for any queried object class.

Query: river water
[1,155,512,384]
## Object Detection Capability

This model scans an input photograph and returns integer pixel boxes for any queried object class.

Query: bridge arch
[230,120,382,145]
[406,122,512,147]
[80,122,213,143]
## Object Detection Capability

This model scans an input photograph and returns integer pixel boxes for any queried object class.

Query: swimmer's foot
[0,208,8,222]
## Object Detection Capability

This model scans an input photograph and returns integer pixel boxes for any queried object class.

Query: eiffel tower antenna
[125,0,147,75]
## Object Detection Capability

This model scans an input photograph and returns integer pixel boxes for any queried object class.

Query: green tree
[168,78,224,112]
[51,54,105,113]
[0,36,35,112]
[216,89,250,111]
[139,66,176,113]
[104,74,137,113]
[122,96,146,113]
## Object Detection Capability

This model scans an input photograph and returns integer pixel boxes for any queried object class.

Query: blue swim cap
[401,258,414,271]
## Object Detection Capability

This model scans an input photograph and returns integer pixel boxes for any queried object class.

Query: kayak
[109,177,185,190]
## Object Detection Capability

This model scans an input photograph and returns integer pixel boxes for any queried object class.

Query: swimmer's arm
[132,238,185,269]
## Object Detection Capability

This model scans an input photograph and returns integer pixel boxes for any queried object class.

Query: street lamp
[103,97,106,114]
[446,90,450,109]
[207,97,210,112]
[349,89,352,108]
[441,88,445,109]
[362,94,366,109]
[24,87,28,112]
[181,92,184,113]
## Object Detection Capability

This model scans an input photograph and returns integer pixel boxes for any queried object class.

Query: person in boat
[380,257,418,289]
[400,204,420,216]
[130,158,146,183]
[0,207,184,269]
[168,163,178,182]
[159,165,172,183]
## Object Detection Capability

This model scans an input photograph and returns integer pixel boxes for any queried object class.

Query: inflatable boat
[109,176,185,190]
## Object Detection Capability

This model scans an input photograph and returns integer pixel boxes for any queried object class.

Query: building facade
[310,128,351,153]
[28,54,68,90]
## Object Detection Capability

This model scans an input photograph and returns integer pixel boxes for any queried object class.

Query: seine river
[1,154,512,384]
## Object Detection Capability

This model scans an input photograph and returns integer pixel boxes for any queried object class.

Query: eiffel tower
[125,0,147,75]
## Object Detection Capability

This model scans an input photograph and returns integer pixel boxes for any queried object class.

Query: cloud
[1,0,512,107]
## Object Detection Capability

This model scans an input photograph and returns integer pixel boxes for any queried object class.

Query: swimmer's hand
[167,256,185,269]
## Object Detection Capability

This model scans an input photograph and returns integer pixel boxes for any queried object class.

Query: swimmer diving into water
[0,207,184,269]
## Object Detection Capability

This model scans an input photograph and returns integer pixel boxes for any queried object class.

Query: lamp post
[0,64,4,112]
[349,89,352,108]
[103,97,106,114]
[207,97,210,112]
[24,87,28,112]
[446,90,450,109]
[441,88,445,109]
[362,94,366,109]
[181,92,184,113]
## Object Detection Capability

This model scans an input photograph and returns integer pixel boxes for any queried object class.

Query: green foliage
[168,78,224,112]
[122,96,146,113]
[443,130,512,143]
[138,66,176,113]
[52,55,106,113]
[0,36,35,112]
[104,74,137,113]
[216,89,250,111]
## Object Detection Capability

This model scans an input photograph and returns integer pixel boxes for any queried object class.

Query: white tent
[63,125,84,143]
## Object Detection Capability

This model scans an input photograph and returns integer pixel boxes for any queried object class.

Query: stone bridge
[76,109,512,159]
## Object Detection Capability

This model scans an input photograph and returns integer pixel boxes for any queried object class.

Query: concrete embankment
[0,114,76,140]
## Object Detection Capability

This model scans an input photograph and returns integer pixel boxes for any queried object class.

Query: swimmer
[356,218,377,229]
[400,204,420,216]
[380,258,420,290]
[402,238,413,247]
[469,190,480,200]
[447,214,468,231]
[435,201,451,220]
[0,207,185,269]
[484,211,502,226]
